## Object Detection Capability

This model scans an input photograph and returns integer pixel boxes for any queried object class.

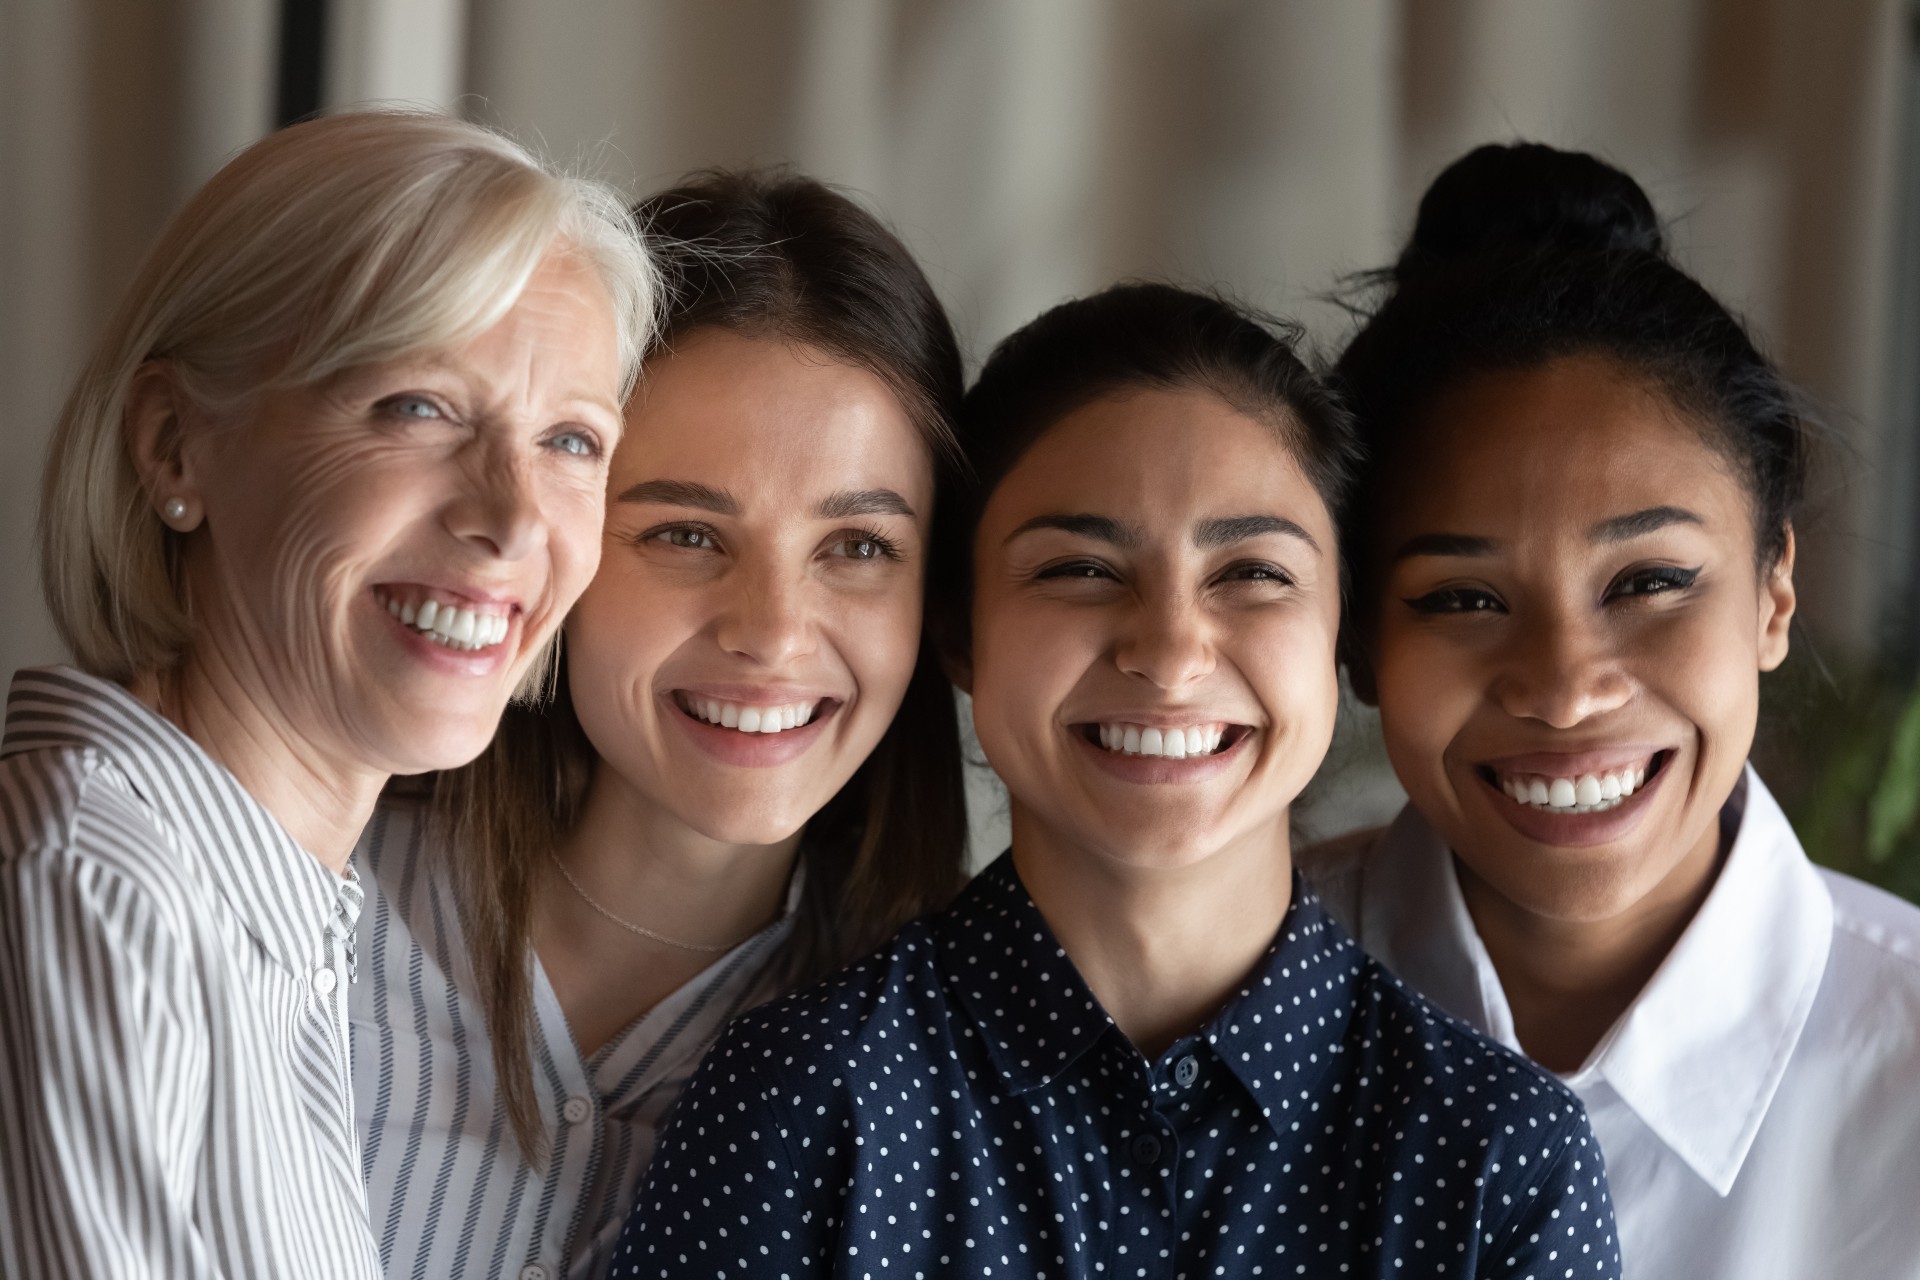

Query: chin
[1475,849,1654,925]
[1084,824,1229,873]
[683,795,817,849]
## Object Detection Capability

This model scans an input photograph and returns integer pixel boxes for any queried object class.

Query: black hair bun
[1397,142,1664,277]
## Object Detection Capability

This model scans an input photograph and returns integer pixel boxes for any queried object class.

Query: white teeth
[686,697,819,735]
[1092,721,1232,759]
[1499,762,1655,814]
[378,590,511,652]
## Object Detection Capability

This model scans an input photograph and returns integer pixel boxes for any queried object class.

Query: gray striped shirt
[350,795,794,1280]
[0,665,381,1279]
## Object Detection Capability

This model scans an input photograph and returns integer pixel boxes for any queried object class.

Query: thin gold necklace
[546,850,737,954]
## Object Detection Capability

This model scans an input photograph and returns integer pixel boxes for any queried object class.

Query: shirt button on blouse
[561,1096,591,1125]
[1174,1054,1199,1087]
[311,967,337,996]
[1130,1132,1163,1165]
[518,1265,550,1280]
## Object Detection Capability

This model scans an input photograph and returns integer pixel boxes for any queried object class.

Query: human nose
[1114,590,1215,691]
[447,442,546,561]
[1490,613,1632,728]
[712,557,815,669]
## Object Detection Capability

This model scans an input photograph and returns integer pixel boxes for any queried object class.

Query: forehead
[619,329,928,489]
[988,387,1331,533]
[1384,355,1750,543]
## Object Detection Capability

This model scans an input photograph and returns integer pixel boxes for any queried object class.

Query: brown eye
[651,526,719,551]
[1405,587,1504,615]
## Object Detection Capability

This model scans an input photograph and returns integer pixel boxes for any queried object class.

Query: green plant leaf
[1867,686,1920,862]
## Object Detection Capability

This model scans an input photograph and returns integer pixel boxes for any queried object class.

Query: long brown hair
[433,169,970,1163]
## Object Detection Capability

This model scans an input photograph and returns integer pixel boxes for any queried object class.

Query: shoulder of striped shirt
[0,744,202,939]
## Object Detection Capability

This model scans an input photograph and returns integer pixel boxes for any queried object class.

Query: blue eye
[379,394,444,421]
[548,430,598,458]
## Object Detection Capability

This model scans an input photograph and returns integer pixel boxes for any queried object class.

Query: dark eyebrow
[1389,532,1498,563]
[1589,506,1703,543]
[1194,515,1320,553]
[615,479,739,513]
[815,488,917,520]
[1004,513,1142,547]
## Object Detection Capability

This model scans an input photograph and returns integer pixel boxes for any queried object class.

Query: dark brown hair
[1334,143,1809,688]
[932,281,1358,662]
[435,168,970,1162]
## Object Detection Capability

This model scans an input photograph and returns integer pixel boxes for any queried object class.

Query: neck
[132,654,386,875]
[549,768,799,950]
[1456,817,1725,1073]
[1011,807,1293,1059]
[534,766,799,1055]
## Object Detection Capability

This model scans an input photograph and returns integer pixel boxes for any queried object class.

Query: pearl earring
[163,498,188,523]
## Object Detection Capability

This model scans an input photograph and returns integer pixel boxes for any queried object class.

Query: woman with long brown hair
[348,170,969,1280]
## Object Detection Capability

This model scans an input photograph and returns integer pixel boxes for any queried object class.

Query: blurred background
[3,0,1918,891]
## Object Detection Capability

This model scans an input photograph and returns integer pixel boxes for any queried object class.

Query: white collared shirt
[350,795,798,1280]
[1310,767,1920,1280]
[0,666,381,1280]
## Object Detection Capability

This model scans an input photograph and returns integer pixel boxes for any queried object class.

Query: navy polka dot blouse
[611,855,1620,1278]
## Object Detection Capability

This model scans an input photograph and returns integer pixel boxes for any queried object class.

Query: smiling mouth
[673,691,832,736]
[374,586,513,652]
[1077,721,1250,760]
[1477,750,1672,815]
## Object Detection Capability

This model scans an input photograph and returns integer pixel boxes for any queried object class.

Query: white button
[312,968,337,995]
[518,1266,549,1280]
[561,1096,590,1125]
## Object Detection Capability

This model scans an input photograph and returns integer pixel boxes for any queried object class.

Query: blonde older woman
[0,110,657,1280]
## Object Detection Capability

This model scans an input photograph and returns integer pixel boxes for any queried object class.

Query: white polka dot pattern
[610,856,1621,1278]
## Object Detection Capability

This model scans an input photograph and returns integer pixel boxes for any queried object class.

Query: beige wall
[1,0,1910,676]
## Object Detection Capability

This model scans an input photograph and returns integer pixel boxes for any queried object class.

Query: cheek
[832,579,925,707]
[1247,614,1340,742]
[566,564,687,696]
[1633,604,1761,753]
[1373,623,1479,770]
[543,484,612,601]
[219,446,429,615]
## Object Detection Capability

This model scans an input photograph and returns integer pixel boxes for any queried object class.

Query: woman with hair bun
[1316,142,1920,1276]
[351,170,969,1280]
[0,109,658,1279]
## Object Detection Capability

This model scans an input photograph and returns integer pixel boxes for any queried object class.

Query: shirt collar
[3,665,359,973]
[938,852,1363,1138]
[1359,766,1831,1195]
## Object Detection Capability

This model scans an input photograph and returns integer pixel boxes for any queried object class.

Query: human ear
[1756,524,1797,672]
[124,361,205,532]
[939,644,973,696]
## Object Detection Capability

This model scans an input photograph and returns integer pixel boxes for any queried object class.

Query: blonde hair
[41,108,661,681]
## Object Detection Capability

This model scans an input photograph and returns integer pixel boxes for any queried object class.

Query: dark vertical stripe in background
[275,0,330,128]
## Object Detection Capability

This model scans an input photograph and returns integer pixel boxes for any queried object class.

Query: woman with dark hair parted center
[349,170,970,1280]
